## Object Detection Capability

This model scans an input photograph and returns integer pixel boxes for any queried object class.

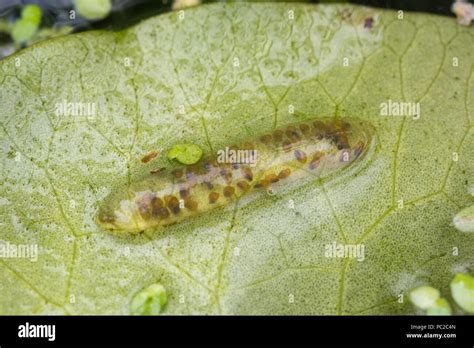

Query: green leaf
[11,4,42,45]
[450,273,474,313]
[167,143,203,165]
[453,204,474,233]
[75,0,112,20]
[426,298,452,315]
[21,5,42,26]
[11,19,39,45]
[409,285,440,309]
[0,3,473,315]
[130,283,167,315]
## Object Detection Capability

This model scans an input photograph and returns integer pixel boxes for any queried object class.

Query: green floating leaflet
[453,205,474,233]
[167,143,203,165]
[11,4,42,44]
[450,273,474,313]
[21,4,42,25]
[426,298,452,316]
[409,285,440,310]
[130,283,167,315]
[75,0,112,20]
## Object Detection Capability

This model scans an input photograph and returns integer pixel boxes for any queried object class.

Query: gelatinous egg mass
[97,118,374,233]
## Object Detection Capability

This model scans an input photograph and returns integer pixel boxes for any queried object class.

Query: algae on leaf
[0,3,473,315]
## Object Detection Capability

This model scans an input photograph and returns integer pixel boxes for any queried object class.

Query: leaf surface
[0,3,473,314]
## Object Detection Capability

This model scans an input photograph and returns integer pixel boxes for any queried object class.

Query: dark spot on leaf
[364,17,374,29]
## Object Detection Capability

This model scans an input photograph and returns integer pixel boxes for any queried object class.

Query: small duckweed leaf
[450,273,474,313]
[21,5,42,26]
[426,298,452,316]
[75,0,112,20]
[453,205,474,233]
[11,19,38,44]
[409,286,440,310]
[130,284,167,315]
[167,143,203,165]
